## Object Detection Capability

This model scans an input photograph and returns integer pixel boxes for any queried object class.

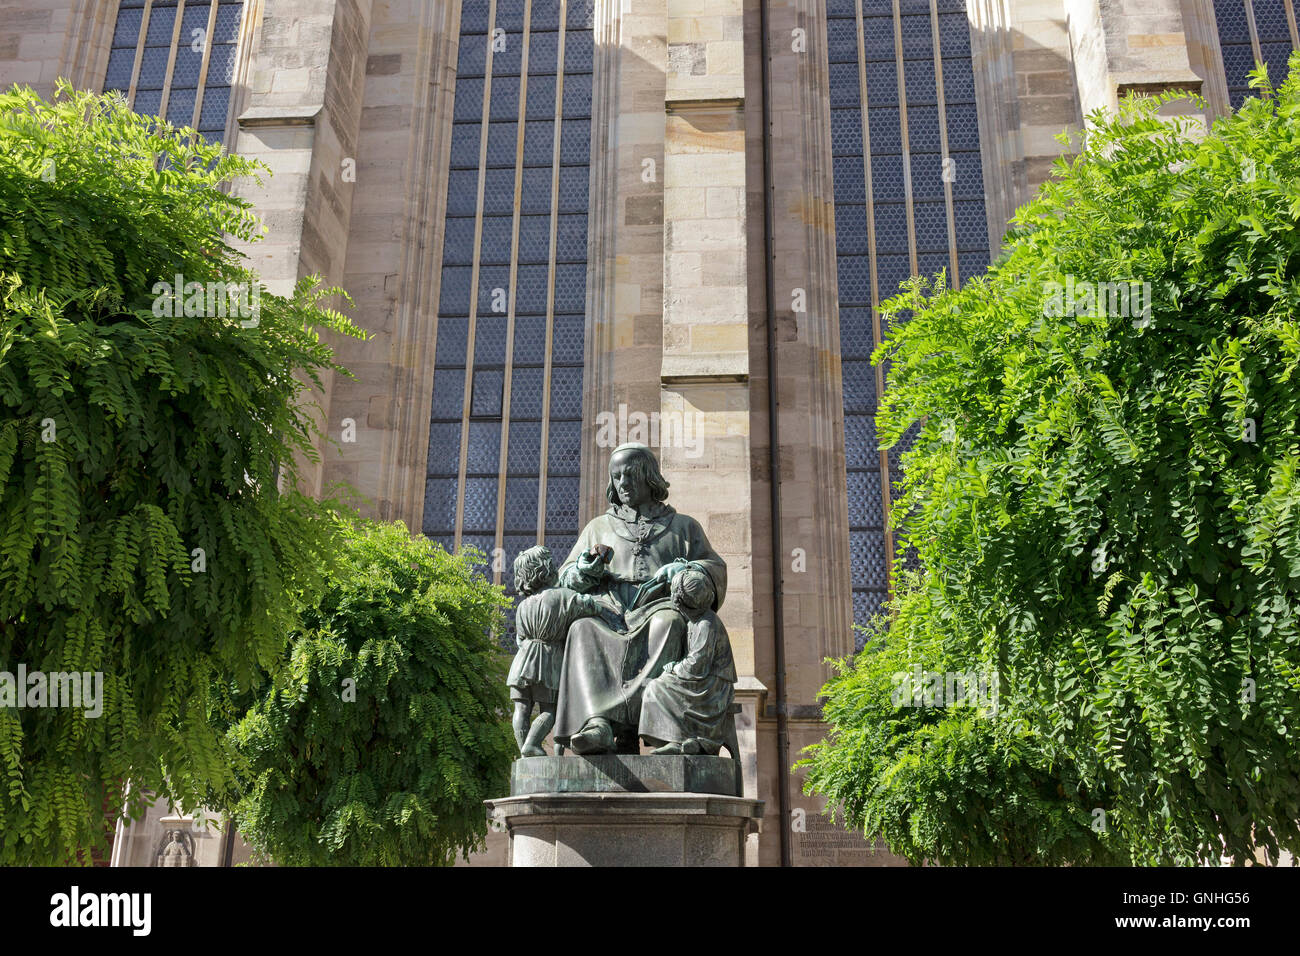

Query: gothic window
[427,0,594,639]
[827,0,992,639]
[1212,0,1299,110]
[103,0,247,145]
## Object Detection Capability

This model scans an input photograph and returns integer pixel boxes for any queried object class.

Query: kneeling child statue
[638,567,736,755]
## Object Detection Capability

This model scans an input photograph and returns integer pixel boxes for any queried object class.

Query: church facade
[4,0,1297,866]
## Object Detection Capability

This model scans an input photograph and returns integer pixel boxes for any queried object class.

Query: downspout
[758,0,792,868]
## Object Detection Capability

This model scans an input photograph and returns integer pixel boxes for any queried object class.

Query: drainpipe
[758,0,793,868]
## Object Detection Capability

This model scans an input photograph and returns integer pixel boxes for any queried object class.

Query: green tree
[802,64,1300,865]
[0,83,361,864]
[229,520,514,866]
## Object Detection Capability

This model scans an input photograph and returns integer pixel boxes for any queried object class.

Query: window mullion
[126,0,155,105]
[191,1,221,131]
[537,2,567,544]
[495,0,535,583]
[931,0,959,288]
[158,0,187,122]
[455,0,500,549]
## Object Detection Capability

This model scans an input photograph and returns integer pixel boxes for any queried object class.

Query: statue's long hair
[605,444,671,506]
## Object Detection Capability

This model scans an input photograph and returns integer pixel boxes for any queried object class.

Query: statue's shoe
[652,742,683,755]
[520,745,547,757]
[569,719,614,754]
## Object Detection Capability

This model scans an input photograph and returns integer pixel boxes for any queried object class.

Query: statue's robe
[639,610,736,753]
[507,587,602,705]
[552,502,726,745]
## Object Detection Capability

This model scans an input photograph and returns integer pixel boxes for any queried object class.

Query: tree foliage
[0,83,360,863]
[229,520,514,867]
[803,63,1300,865]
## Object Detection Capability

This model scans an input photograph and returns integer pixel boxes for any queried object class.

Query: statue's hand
[577,548,610,576]
[561,551,608,591]
[656,558,689,584]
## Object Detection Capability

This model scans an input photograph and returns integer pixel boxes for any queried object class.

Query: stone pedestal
[487,755,764,866]
[510,754,740,796]
[487,792,763,867]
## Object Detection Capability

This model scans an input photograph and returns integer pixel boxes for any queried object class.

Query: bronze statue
[507,546,604,756]
[550,443,727,755]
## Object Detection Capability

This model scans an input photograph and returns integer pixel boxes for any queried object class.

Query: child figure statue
[508,546,604,757]
[638,566,737,755]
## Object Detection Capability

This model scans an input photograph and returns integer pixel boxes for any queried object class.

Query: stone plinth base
[485,792,764,867]
[511,754,739,796]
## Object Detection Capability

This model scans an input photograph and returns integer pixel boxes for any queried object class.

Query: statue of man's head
[606,443,670,509]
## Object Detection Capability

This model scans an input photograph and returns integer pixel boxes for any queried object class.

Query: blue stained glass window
[568,0,596,29]
[104,48,136,93]
[564,31,594,72]
[1254,0,1292,41]
[145,4,178,46]
[531,2,562,32]
[102,0,244,144]
[510,367,547,419]
[474,315,510,367]
[1211,1,1295,112]
[549,366,583,420]
[495,1,528,34]
[466,422,503,475]
[461,0,491,34]
[865,59,898,105]
[489,73,522,121]
[912,201,949,253]
[546,477,581,533]
[828,3,992,626]
[438,266,473,315]
[471,369,505,417]
[166,88,196,126]
[515,265,552,312]
[837,254,873,306]
[478,214,515,263]
[462,478,500,533]
[111,7,144,47]
[904,55,937,107]
[512,315,549,364]
[429,14,592,560]
[526,71,557,119]
[432,368,467,421]
[547,420,582,474]
[507,421,542,473]
[424,479,459,533]
[427,423,462,475]
[136,47,170,90]
[520,167,555,211]
[833,154,865,200]
[213,2,243,44]
[504,479,540,531]
[563,75,593,117]
[835,204,871,255]
[530,31,561,73]
[552,314,585,363]
[134,88,162,116]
